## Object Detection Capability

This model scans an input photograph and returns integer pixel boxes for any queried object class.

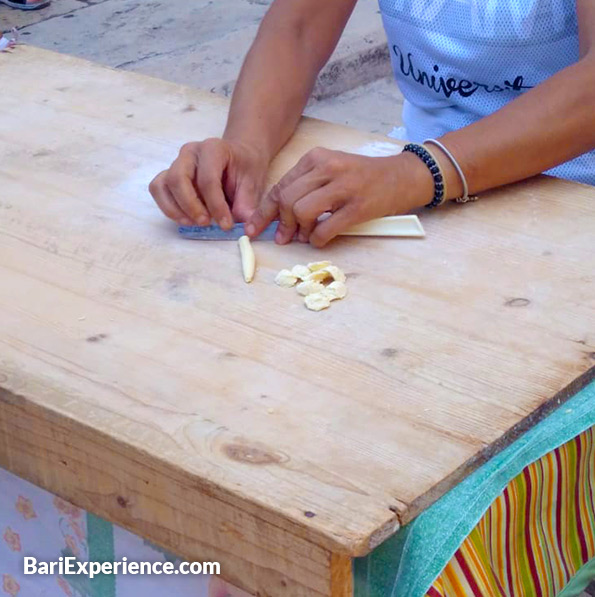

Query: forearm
[224,31,317,163]
[436,54,595,198]
[224,0,356,164]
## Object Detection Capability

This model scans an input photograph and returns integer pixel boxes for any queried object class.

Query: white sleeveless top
[379,0,594,185]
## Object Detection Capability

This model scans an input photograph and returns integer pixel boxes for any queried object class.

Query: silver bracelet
[423,139,478,204]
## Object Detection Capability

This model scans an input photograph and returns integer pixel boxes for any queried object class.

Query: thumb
[232,177,263,223]
[245,187,279,238]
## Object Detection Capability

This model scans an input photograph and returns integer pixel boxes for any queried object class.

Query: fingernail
[180,218,193,226]
[220,217,231,229]
[245,223,255,236]
[298,233,307,243]
[275,230,284,244]
[198,216,210,226]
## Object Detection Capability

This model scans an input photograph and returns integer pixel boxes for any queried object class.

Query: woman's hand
[246,148,434,247]
[149,138,269,229]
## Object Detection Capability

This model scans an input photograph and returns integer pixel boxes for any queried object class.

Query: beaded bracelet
[402,143,446,209]
[424,138,478,204]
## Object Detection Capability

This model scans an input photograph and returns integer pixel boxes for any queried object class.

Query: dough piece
[291,264,311,280]
[322,265,346,283]
[275,262,347,312]
[304,292,332,311]
[238,235,255,283]
[275,269,298,288]
[304,269,332,283]
[296,280,325,296]
[307,260,332,272]
[324,281,347,300]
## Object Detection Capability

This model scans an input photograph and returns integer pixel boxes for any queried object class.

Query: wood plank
[0,395,340,596]
[330,555,353,597]
[0,46,594,581]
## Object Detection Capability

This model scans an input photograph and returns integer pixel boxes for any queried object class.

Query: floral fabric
[0,469,248,597]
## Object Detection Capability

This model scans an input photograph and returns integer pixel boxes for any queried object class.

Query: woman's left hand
[245,147,434,247]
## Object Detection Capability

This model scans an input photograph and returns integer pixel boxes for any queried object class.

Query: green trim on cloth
[86,512,116,597]
[556,557,595,597]
[354,381,595,597]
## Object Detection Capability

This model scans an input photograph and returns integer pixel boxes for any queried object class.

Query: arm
[149,0,357,228]
[248,0,595,246]
[224,0,358,164]
[437,0,595,198]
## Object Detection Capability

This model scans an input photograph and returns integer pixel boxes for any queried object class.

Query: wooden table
[1,46,594,597]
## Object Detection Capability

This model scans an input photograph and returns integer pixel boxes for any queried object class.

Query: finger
[275,173,328,244]
[149,172,193,225]
[245,187,280,238]
[166,157,210,226]
[309,205,361,248]
[195,149,234,230]
[293,184,344,243]
[231,180,260,223]
[246,153,315,237]
[259,177,318,244]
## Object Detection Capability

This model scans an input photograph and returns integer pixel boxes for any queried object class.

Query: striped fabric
[427,426,595,597]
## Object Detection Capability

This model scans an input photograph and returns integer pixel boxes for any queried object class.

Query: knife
[179,215,425,240]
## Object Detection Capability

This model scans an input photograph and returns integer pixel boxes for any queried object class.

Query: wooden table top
[1,46,594,566]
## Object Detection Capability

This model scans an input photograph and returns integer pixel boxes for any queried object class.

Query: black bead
[402,144,446,209]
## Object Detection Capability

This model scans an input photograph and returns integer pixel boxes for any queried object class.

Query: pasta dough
[238,236,255,283]
[304,293,332,312]
[322,265,346,283]
[324,281,347,300]
[307,261,332,272]
[275,269,298,288]
[296,280,325,296]
[275,262,348,311]
[291,264,311,280]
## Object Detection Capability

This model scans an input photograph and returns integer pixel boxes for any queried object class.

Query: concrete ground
[1,0,403,133]
[308,76,403,135]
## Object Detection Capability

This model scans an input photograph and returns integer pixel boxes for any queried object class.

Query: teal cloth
[354,380,595,597]
[87,513,116,597]
[557,557,595,597]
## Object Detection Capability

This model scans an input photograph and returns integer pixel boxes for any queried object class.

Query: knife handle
[339,215,425,238]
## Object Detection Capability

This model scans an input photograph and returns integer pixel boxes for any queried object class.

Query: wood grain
[0,396,341,596]
[330,555,353,597]
[0,47,594,597]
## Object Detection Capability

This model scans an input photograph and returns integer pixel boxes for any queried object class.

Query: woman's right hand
[149,138,269,229]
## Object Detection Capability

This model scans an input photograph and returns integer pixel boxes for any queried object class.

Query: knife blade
[178,222,278,241]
